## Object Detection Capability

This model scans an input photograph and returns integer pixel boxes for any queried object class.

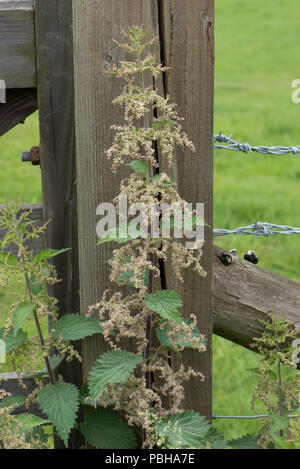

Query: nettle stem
[15,220,56,386]
[24,272,56,386]
[137,53,155,390]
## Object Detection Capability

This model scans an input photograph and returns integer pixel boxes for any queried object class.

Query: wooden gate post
[35,0,82,448]
[73,0,214,421]
[159,0,214,419]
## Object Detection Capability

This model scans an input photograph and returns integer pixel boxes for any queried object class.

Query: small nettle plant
[0,202,103,448]
[250,316,300,449]
[0,27,299,450]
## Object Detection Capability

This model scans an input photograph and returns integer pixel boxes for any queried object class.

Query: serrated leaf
[29,268,50,295]
[152,174,176,186]
[116,260,149,287]
[203,427,228,449]
[0,395,26,412]
[228,434,261,449]
[13,301,36,336]
[38,382,79,445]
[88,350,143,403]
[34,248,70,264]
[29,275,44,295]
[145,290,183,325]
[156,318,206,349]
[127,160,148,175]
[80,408,137,449]
[98,223,142,245]
[269,414,290,435]
[0,251,18,266]
[156,410,210,449]
[14,414,49,431]
[0,327,28,353]
[50,314,103,341]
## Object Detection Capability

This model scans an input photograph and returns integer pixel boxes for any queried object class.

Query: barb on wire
[213,222,300,237]
[214,131,300,156]
[213,414,300,420]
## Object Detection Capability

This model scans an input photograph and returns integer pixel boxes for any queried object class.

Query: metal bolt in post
[21,146,40,166]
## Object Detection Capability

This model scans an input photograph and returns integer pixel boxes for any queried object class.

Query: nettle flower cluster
[86,27,207,448]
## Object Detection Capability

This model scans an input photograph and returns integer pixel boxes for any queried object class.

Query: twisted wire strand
[213,222,300,237]
[214,131,300,156]
[213,414,300,420]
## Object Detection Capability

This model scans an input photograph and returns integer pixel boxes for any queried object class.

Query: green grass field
[0,0,299,441]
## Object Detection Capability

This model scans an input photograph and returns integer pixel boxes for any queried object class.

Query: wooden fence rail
[0,0,36,89]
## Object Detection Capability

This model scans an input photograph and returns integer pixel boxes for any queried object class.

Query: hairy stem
[277,358,284,437]
[137,53,155,391]
[15,219,56,386]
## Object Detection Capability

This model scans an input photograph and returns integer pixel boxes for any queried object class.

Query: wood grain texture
[213,245,300,350]
[0,88,37,136]
[0,1,34,9]
[73,0,161,382]
[159,0,214,419]
[0,1,36,88]
[35,0,82,448]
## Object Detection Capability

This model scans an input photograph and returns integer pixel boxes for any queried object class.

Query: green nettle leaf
[152,174,176,186]
[269,414,290,435]
[88,350,143,403]
[156,411,210,449]
[145,290,183,325]
[0,327,28,353]
[0,395,26,412]
[127,160,148,176]
[246,368,260,375]
[13,301,36,336]
[38,382,79,445]
[50,314,103,341]
[156,318,206,349]
[14,414,50,432]
[228,434,261,449]
[29,275,44,295]
[80,408,138,449]
[116,260,149,287]
[202,427,228,450]
[34,248,70,264]
[98,223,142,245]
[29,268,50,295]
[0,251,18,266]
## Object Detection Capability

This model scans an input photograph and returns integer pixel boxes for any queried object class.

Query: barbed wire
[213,222,300,237]
[214,131,300,156]
[213,414,300,420]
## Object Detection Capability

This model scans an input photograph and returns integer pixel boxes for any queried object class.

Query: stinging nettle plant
[85,26,211,449]
[0,201,103,448]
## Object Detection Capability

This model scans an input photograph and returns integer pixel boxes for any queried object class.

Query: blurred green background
[0,0,299,440]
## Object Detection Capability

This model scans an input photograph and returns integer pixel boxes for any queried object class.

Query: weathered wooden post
[73,0,214,420]
[35,0,82,448]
